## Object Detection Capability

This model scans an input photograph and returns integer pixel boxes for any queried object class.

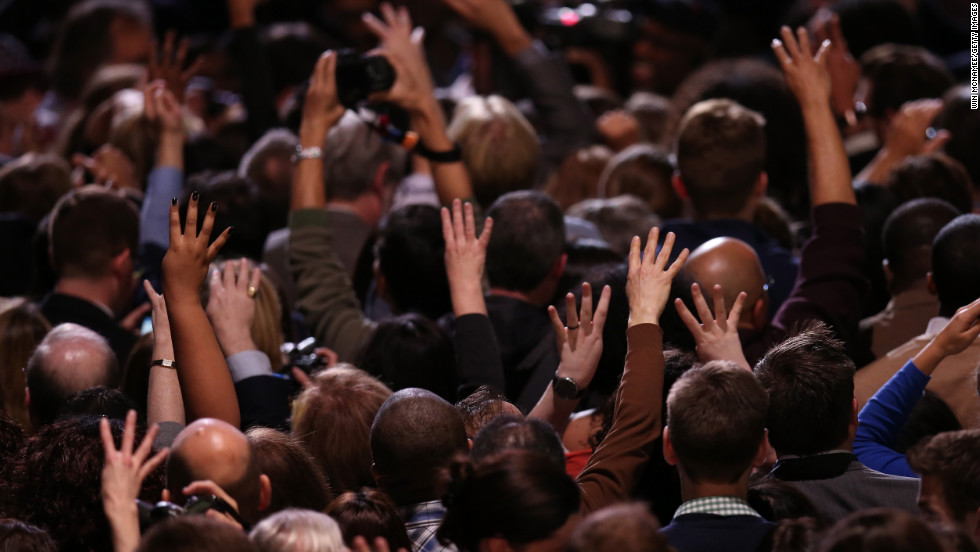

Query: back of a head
[907,429,980,524]
[325,488,412,550]
[566,196,662,257]
[447,95,541,207]
[323,111,406,203]
[437,450,580,552]
[887,154,974,215]
[48,186,138,279]
[470,415,566,470]
[935,84,980,191]
[832,0,920,58]
[931,215,980,316]
[861,44,954,120]
[357,313,456,402]
[675,98,766,217]
[137,516,257,552]
[817,508,945,552]
[249,509,345,552]
[566,503,669,552]
[0,519,57,552]
[184,172,267,261]
[25,323,119,427]
[291,366,392,494]
[0,297,50,429]
[370,389,468,503]
[455,385,520,440]
[486,191,565,292]
[0,154,72,223]
[246,427,333,515]
[666,361,768,484]
[882,198,960,287]
[754,324,855,456]
[597,144,680,219]
[61,385,135,421]
[167,419,263,525]
[376,204,451,319]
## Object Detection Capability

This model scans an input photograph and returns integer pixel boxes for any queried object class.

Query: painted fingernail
[191,191,199,201]
[210,202,217,211]
[171,197,177,206]
[228,226,235,235]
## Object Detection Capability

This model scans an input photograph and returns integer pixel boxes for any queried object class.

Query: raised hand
[182,479,245,530]
[148,30,203,103]
[101,410,168,552]
[300,50,345,138]
[548,282,612,391]
[441,0,531,56]
[442,199,493,316]
[812,10,860,124]
[626,228,689,328]
[207,259,263,357]
[144,80,183,135]
[162,194,231,304]
[144,280,174,358]
[362,3,436,114]
[882,99,949,159]
[772,26,831,109]
[675,283,751,370]
[72,145,138,190]
[913,296,980,375]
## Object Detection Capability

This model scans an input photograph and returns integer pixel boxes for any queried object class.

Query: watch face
[554,377,580,399]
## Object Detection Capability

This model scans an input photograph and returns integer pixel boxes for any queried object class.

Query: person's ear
[672,172,690,200]
[371,464,381,486]
[373,260,393,306]
[549,253,568,281]
[926,272,937,296]
[372,161,391,196]
[479,537,513,552]
[258,474,272,511]
[23,387,29,411]
[161,489,171,503]
[850,397,859,429]
[754,430,771,468]
[663,426,679,466]
[751,297,767,331]
[882,259,894,289]
[753,172,768,198]
[468,438,474,451]
[110,248,132,278]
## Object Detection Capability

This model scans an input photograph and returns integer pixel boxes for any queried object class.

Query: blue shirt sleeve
[854,359,930,478]
[141,166,183,250]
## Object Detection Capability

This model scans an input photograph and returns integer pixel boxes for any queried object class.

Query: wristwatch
[552,372,586,400]
[292,145,324,164]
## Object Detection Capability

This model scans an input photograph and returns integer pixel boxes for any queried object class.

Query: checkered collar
[673,496,763,519]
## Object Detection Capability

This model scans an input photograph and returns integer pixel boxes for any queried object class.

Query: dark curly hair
[0,415,165,552]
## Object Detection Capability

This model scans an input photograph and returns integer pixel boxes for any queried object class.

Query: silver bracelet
[292,145,324,164]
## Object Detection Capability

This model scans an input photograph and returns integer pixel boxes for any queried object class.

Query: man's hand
[148,31,203,103]
[162,195,231,306]
[299,51,346,146]
[913,296,980,375]
[772,26,831,110]
[626,228,689,327]
[181,480,244,530]
[441,0,532,56]
[442,199,493,316]
[226,0,258,28]
[206,259,263,357]
[675,283,752,370]
[363,4,436,114]
[812,10,860,125]
[548,282,612,390]
[101,411,168,528]
[882,99,950,159]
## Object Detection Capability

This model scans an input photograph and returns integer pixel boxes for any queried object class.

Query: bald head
[682,238,768,326]
[370,388,468,504]
[168,418,264,523]
[26,323,119,426]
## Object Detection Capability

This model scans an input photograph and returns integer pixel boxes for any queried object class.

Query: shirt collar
[925,316,950,336]
[673,496,762,519]
[402,500,447,526]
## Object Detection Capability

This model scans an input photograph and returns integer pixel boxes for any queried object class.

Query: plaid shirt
[673,496,763,519]
[402,500,458,552]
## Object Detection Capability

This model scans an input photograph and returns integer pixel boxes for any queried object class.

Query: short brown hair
[325,488,412,549]
[907,429,980,521]
[861,44,955,119]
[566,502,669,552]
[291,366,392,494]
[675,99,766,217]
[136,516,257,552]
[666,360,768,484]
[887,153,975,215]
[48,186,138,278]
[754,323,854,456]
[598,144,680,218]
[0,154,72,223]
[246,427,334,515]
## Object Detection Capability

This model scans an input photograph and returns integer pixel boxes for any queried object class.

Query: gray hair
[322,111,407,201]
[249,509,346,552]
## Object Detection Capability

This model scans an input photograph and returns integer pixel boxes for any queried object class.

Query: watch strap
[150,359,177,369]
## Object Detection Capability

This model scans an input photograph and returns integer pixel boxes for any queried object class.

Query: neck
[694,198,757,223]
[679,470,750,503]
[326,195,383,229]
[489,285,553,308]
[54,276,119,316]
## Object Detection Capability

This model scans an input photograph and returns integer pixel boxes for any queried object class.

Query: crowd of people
[0,0,978,550]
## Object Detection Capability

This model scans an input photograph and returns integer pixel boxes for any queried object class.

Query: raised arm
[528,282,611,436]
[162,195,239,426]
[143,280,184,428]
[855,296,980,476]
[854,99,949,185]
[675,283,751,371]
[773,26,855,207]
[364,4,476,205]
[577,228,688,513]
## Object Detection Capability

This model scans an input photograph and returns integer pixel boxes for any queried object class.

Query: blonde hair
[0,298,50,429]
[447,95,540,207]
[203,261,285,371]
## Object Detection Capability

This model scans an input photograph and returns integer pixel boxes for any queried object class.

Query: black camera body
[136,494,249,531]
[280,337,327,375]
[335,49,395,108]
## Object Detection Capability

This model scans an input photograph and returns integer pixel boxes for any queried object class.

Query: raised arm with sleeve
[855,296,980,476]
[577,228,689,513]
[741,29,868,362]
[442,0,593,176]
[162,195,239,427]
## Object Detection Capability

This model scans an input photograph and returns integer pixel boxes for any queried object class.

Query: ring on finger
[247,285,258,299]
[566,324,580,331]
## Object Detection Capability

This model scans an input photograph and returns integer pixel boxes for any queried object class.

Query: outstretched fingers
[728,291,748,328]
[690,283,715,329]
[591,285,612,333]
[579,282,594,335]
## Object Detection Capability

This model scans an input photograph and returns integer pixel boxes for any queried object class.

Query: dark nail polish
[210,202,217,211]
[191,191,199,201]
[228,226,235,235]
[171,197,177,206]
